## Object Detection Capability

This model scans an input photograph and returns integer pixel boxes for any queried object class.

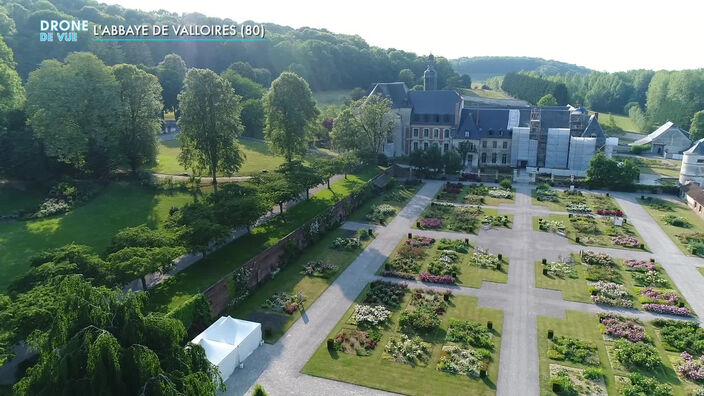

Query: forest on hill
[450,56,592,81]
[0,0,469,92]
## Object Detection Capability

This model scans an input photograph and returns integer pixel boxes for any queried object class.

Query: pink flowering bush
[596,209,623,217]
[406,236,435,247]
[420,218,443,228]
[624,259,656,272]
[420,273,454,284]
[643,304,691,317]
[590,281,633,307]
[639,287,680,305]
[611,236,640,247]
[380,270,416,280]
[677,352,704,381]
[599,314,648,343]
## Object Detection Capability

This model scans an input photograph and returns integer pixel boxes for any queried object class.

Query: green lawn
[638,197,704,256]
[532,189,622,213]
[614,156,682,178]
[312,89,356,106]
[0,183,198,291]
[303,285,503,396]
[147,166,381,312]
[534,255,691,312]
[534,213,648,251]
[152,138,321,176]
[538,311,693,396]
[380,237,508,288]
[592,112,642,134]
[0,184,47,216]
[230,228,374,342]
[462,87,513,100]
[347,181,422,225]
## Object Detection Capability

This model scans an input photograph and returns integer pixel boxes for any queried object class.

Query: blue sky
[109,0,704,72]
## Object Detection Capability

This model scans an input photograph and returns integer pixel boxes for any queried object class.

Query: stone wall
[202,167,395,317]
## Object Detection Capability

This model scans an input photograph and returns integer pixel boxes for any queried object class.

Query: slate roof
[408,90,460,115]
[631,121,690,146]
[453,106,575,139]
[368,82,410,108]
[684,138,704,155]
[684,183,704,206]
[455,109,480,139]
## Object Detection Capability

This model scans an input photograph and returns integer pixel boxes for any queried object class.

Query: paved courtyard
[224,180,704,396]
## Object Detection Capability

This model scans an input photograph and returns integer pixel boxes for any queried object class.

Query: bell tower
[423,53,437,91]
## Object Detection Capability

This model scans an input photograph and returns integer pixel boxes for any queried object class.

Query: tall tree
[252,172,300,214]
[264,72,319,163]
[278,160,323,199]
[443,149,462,175]
[221,68,265,100]
[178,68,244,185]
[0,34,23,118]
[157,54,187,112]
[537,94,558,106]
[690,110,704,142]
[331,96,394,154]
[25,52,120,175]
[457,141,471,167]
[207,184,270,230]
[112,64,163,174]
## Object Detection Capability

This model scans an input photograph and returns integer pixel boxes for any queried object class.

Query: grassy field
[534,255,690,311]
[0,183,198,291]
[147,166,381,312]
[0,184,47,216]
[303,286,503,396]
[380,237,508,288]
[462,87,513,100]
[533,213,648,251]
[538,311,694,396]
[592,111,642,134]
[312,89,355,106]
[152,138,318,176]
[614,156,682,178]
[638,197,704,256]
[347,182,422,225]
[230,228,374,342]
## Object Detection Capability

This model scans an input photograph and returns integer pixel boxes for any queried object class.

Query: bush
[547,336,600,365]
[550,370,578,396]
[581,251,615,267]
[663,214,690,228]
[622,373,672,396]
[384,335,430,365]
[253,384,268,396]
[613,339,661,369]
[598,314,648,343]
[630,144,651,155]
[438,345,488,377]
[353,304,392,326]
[499,178,512,190]
[399,307,440,333]
[364,280,408,308]
[583,367,603,380]
[446,319,494,350]
[366,204,396,223]
[654,320,704,354]
[585,266,622,283]
[330,237,361,250]
[436,238,470,253]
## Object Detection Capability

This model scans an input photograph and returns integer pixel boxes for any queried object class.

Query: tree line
[501,72,569,106]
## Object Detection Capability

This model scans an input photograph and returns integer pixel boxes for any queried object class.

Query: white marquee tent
[191,316,262,381]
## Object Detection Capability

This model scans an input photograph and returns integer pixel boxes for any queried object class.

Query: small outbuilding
[630,121,691,157]
[191,316,262,381]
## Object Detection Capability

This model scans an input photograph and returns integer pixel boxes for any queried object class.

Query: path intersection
[225,180,704,396]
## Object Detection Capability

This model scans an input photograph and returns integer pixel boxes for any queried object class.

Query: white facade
[568,137,597,171]
[679,139,704,186]
[544,128,571,169]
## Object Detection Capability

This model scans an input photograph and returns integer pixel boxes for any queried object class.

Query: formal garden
[533,185,623,214]
[417,202,512,234]
[303,281,503,396]
[379,236,508,288]
[535,251,693,316]
[434,181,515,206]
[638,197,704,257]
[347,180,422,225]
[534,213,647,250]
[539,311,704,396]
[229,228,375,342]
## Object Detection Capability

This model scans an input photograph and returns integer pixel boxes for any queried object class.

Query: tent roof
[684,138,704,155]
[196,338,236,365]
[191,316,261,364]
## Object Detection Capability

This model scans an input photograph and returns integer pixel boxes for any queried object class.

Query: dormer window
[464,131,470,138]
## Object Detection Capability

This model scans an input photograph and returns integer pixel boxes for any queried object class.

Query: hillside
[450,56,592,81]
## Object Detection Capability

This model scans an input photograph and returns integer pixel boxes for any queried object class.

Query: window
[444,129,450,138]
[424,128,429,137]
[481,153,487,163]
[482,141,487,148]
[488,130,493,136]
[443,143,449,152]
[424,142,429,150]
[503,141,508,149]
[492,153,497,163]
[433,128,439,138]
[469,142,475,151]
[502,154,507,164]
[413,142,418,151]
[413,128,419,137]
[465,131,470,138]
[492,141,497,148]
[468,154,473,163]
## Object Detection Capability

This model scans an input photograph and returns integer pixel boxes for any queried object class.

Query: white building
[680,138,704,186]
[630,121,691,157]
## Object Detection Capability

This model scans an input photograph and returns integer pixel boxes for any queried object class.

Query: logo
[40,20,89,42]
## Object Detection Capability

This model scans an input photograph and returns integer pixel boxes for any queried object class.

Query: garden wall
[202,167,395,317]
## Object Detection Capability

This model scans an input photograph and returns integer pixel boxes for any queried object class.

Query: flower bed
[582,251,615,267]
[676,352,704,381]
[366,204,397,223]
[399,306,441,333]
[469,249,501,270]
[410,289,450,315]
[405,236,435,247]
[482,215,510,227]
[488,188,512,199]
[653,320,704,355]
[436,238,470,253]
[302,260,339,277]
[437,345,488,377]
[463,194,485,205]
[380,270,416,280]
[331,237,362,250]
[611,235,640,247]
[642,304,691,317]
[263,291,303,314]
[384,335,430,365]
[420,273,454,284]
[612,339,661,369]
[598,314,648,343]
[419,218,443,229]
[567,203,592,213]
[364,280,408,308]
[538,218,566,232]
[547,336,600,366]
[446,319,494,350]
[427,250,460,276]
[544,261,577,279]
[333,329,378,355]
[638,287,680,305]
[386,256,421,273]
[589,281,633,307]
[353,304,392,326]
[596,209,623,217]
[624,259,656,272]
[631,270,669,288]
[585,266,622,284]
